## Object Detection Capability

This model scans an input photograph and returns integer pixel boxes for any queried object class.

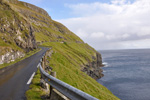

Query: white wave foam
[102,62,109,67]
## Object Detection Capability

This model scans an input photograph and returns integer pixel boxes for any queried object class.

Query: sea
[97,49,150,100]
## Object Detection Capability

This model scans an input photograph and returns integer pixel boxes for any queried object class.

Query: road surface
[0,47,49,100]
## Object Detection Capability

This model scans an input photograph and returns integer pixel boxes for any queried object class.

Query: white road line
[27,72,35,85]
[37,63,40,68]
[40,59,42,62]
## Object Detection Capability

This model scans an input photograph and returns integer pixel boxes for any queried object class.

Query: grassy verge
[0,48,41,69]
[26,69,47,100]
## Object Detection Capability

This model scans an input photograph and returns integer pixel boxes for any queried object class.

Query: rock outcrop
[0,49,25,64]
[0,0,37,64]
[82,52,104,80]
[0,0,37,51]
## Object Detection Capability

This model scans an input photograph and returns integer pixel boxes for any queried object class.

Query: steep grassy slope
[42,42,119,100]
[9,0,83,43]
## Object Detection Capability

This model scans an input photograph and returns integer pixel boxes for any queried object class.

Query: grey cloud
[59,0,150,50]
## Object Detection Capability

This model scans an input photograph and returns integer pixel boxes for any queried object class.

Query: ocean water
[97,49,150,100]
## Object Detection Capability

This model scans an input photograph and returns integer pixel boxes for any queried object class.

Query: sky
[19,0,150,50]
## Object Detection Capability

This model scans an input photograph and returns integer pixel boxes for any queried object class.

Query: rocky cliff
[0,0,37,64]
[82,53,104,80]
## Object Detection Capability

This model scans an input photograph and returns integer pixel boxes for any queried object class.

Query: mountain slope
[10,0,83,43]
[4,0,104,80]
[0,0,119,99]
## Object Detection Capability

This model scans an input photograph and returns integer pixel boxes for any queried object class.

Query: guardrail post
[44,54,47,66]
[40,57,47,90]
[50,72,56,98]
[51,72,56,78]
[42,58,45,70]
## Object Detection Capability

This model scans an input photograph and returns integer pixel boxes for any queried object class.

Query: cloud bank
[59,0,150,50]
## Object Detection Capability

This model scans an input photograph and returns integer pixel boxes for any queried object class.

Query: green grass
[0,34,23,53]
[0,48,41,69]
[26,69,47,100]
[34,32,50,42]
[0,40,9,47]
[41,42,120,100]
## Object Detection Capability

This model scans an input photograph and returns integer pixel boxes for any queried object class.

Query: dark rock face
[14,26,37,52]
[82,52,104,80]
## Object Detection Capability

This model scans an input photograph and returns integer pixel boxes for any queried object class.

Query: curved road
[0,47,49,100]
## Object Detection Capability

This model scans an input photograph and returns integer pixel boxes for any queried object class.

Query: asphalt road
[0,47,49,100]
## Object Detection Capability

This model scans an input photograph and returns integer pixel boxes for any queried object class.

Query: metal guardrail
[39,55,99,100]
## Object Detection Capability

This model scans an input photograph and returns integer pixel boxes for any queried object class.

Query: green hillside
[42,42,119,100]
[9,0,83,43]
